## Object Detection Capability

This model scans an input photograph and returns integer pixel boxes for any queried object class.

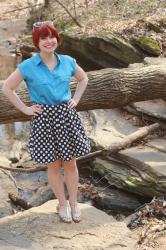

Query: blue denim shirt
[18,52,77,105]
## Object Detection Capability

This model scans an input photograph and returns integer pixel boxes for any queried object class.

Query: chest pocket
[58,75,71,84]
[54,75,70,89]
[33,76,49,86]
[39,80,49,85]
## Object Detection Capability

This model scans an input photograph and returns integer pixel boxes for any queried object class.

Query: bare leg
[47,160,67,206]
[63,157,79,204]
[63,157,81,222]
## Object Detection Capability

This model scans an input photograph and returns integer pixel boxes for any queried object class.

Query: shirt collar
[33,52,61,65]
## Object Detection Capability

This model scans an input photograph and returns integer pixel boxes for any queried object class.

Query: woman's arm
[68,64,88,108]
[2,68,43,116]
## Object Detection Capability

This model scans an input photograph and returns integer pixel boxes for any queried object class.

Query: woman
[2,21,91,223]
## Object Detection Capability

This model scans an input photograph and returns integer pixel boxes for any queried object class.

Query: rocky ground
[0,199,138,250]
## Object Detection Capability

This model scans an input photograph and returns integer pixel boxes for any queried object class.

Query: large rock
[87,108,166,197]
[96,184,142,211]
[0,156,17,217]
[93,157,141,196]
[132,99,166,120]
[59,30,144,70]
[133,36,161,56]
[93,137,166,198]
[0,199,138,250]
[12,160,50,204]
[87,108,139,150]
[115,140,166,197]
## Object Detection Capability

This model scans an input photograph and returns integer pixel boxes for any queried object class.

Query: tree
[1,64,166,124]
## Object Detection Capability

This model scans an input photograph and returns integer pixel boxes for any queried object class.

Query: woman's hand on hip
[23,104,43,116]
[67,98,78,108]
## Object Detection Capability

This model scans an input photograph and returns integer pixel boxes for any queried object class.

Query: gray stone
[60,30,143,70]
[88,108,138,148]
[147,138,166,153]
[132,99,166,120]
[0,165,18,217]
[0,199,138,250]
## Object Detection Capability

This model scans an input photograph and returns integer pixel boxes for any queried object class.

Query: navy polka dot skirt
[27,102,91,164]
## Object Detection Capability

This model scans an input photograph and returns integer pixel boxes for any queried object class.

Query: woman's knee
[63,158,77,172]
[47,159,62,173]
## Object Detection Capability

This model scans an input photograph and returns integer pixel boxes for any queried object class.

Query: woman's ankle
[59,200,68,207]
[69,199,78,206]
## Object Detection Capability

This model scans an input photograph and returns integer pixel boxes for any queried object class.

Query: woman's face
[38,35,58,53]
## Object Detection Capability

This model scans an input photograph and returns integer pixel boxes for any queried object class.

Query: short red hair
[32,23,61,50]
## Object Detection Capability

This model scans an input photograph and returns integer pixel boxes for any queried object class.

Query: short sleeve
[66,55,77,76]
[17,60,28,80]
[71,57,77,76]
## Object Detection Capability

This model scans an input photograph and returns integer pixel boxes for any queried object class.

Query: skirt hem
[30,151,90,164]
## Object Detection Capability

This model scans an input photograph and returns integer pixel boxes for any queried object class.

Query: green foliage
[55,19,66,31]
[126,176,143,186]
[126,176,157,188]
[55,19,75,31]
[135,36,161,55]
[135,7,145,15]
[123,176,158,195]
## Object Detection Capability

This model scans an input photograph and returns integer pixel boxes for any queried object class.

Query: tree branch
[0,123,159,173]
[54,0,82,27]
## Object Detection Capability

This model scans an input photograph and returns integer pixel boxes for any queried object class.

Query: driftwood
[1,64,166,123]
[0,123,159,173]
[104,122,160,154]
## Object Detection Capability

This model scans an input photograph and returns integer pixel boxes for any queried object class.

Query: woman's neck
[39,51,56,63]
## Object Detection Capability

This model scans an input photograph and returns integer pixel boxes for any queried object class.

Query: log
[1,64,166,123]
[105,123,160,155]
[0,123,159,173]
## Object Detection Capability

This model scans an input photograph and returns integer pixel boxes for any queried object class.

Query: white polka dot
[28,103,91,163]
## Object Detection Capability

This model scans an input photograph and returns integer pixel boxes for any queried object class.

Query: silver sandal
[56,202,72,223]
[69,202,81,223]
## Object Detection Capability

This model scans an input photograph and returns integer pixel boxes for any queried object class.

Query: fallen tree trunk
[0,123,159,173]
[1,64,166,123]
